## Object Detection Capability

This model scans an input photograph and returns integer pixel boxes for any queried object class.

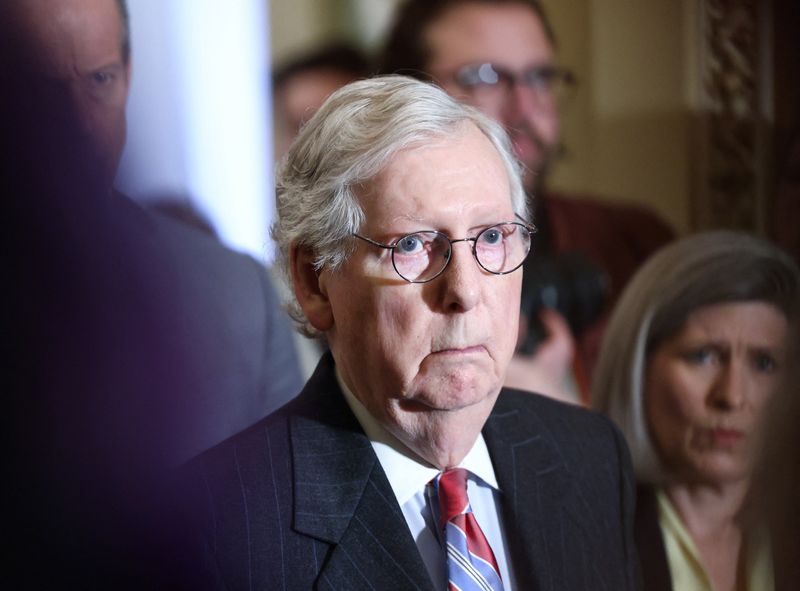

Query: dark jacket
[191,353,641,590]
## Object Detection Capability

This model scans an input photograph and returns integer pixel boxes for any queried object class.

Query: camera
[518,252,610,355]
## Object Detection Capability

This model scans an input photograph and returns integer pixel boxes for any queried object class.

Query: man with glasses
[379,0,675,402]
[192,76,638,590]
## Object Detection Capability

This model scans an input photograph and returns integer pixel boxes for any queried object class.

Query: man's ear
[290,244,334,332]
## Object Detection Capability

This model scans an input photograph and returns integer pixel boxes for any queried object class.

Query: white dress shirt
[337,370,518,590]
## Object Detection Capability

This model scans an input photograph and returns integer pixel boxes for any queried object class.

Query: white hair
[591,231,799,483]
[272,75,528,336]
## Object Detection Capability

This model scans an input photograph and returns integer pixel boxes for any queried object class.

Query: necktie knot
[438,468,470,526]
[435,468,505,590]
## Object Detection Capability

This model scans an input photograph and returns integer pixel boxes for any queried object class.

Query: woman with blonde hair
[592,230,799,590]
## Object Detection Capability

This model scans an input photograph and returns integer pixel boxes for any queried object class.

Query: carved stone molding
[691,0,770,232]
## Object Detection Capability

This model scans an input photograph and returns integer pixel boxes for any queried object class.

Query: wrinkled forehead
[5,0,124,78]
[357,123,515,226]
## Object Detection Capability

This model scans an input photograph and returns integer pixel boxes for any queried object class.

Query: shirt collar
[335,366,500,507]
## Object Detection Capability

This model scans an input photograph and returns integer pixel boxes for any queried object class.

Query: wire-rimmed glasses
[353,221,535,283]
[452,62,576,104]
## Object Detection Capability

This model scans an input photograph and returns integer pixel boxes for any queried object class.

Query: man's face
[424,2,560,190]
[319,123,522,466]
[275,68,359,160]
[10,0,130,189]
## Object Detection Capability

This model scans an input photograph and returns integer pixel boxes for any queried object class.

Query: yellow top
[656,489,773,591]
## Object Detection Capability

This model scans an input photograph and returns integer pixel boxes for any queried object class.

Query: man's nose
[439,241,481,312]
[502,82,547,122]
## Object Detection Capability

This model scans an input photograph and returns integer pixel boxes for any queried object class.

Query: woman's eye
[752,352,778,373]
[683,347,714,365]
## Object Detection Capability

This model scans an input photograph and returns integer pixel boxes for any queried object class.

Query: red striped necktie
[436,468,504,591]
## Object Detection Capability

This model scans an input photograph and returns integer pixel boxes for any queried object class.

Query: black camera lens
[518,252,609,355]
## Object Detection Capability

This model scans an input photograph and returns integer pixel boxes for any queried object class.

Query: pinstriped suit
[192,353,640,590]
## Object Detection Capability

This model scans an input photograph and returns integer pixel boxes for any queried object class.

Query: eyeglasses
[353,221,535,283]
[453,63,575,101]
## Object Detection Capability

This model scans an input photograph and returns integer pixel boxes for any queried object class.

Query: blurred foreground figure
[190,75,639,590]
[592,231,799,591]
[2,0,301,587]
[754,318,800,590]
[379,0,676,402]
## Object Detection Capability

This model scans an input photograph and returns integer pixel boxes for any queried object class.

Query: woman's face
[645,301,788,486]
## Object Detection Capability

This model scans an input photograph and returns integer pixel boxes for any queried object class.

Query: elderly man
[379,0,676,401]
[194,76,638,590]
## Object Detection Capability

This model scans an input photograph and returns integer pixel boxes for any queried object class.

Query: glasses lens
[521,67,576,102]
[392,231,451,282]
[456,63,500,88]
[474,223,531,274]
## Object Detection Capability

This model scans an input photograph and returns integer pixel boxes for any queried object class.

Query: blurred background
[118,0,799,262]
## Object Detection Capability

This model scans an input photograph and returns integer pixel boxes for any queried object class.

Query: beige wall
[271,0,356,64]
[544,0,691,233]
[271,0,694,233]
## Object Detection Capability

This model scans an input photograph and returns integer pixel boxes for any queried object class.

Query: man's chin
[402,371,500,414]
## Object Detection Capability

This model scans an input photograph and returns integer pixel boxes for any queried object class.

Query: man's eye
[396,235,424,255]
[91,71,114,85]
[481,228,503,245]
[522,68,555,90]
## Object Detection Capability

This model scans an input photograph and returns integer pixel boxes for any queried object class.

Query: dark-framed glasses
[454,62,576,100]
[353,221,536,283]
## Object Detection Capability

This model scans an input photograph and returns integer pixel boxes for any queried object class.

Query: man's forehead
[424,2,554,70]
[9,0,124,73]
[359,125,514,224]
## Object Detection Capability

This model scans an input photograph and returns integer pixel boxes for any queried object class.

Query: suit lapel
[483,391,580,591]
[290,354,435,590]
[634,486,672,591]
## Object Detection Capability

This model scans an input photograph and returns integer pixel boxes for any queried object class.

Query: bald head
[3,0,131,190]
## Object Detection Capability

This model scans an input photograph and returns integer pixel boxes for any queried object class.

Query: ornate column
[691,0,771,232]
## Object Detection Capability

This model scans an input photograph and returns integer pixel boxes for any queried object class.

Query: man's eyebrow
[391,213,426,224]
[86,61,125,73]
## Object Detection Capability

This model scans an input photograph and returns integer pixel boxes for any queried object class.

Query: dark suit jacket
[3,72,302,586]
[7,190,303,587]
[634,487,672,591]
[192,353,640,590]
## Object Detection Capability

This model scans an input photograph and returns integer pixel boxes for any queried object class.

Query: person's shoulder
[149,208,263,271]
[543,190,675,237]
[187,359,339,469]
[497,386,606,421]
[496,387,625,448]
[188,389,306,469]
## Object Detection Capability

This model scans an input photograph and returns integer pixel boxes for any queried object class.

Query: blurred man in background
[379,0,675,403]
[273,41,370,160]
[4,0,303,461]
[3,0,301,585]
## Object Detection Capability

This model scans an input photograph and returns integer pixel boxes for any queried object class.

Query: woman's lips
[708,428,744,446]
